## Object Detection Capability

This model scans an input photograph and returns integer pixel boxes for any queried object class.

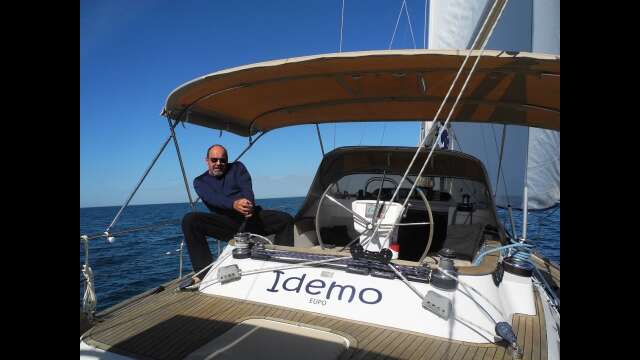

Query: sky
[80,0,539,208]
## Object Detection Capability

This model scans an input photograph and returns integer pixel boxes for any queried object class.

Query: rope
[387,263,424,299]
[472,242,533,266]
[81,236,96,320]
[81,265,96,320]
[178,252,233,292]
[247,233,273,245]
[437,270,501,324]
[371,0,510,246]
[388,262,498,343]
[508,237,532,262]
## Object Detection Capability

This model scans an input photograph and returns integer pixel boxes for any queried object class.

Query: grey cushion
[442,223,485,261]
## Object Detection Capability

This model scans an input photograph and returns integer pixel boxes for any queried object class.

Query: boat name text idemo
[266,270,382,305]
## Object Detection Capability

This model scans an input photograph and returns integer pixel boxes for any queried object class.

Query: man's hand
[233,198,253,217]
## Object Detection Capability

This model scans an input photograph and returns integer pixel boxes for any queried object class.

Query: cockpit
[292,146,505,264]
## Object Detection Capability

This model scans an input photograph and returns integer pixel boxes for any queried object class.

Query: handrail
[80,218,181,242]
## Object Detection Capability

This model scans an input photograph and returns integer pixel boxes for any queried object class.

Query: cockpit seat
[441,223,486,261]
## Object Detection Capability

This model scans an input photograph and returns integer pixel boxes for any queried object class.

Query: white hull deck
[81,266,556,360]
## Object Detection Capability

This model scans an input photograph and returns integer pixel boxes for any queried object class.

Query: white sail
[526,0,560,209]
[426,0,560,210]
[427,0,492,50]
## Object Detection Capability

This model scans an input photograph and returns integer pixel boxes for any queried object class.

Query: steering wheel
[314,176,434,258]
[364,176,399,200]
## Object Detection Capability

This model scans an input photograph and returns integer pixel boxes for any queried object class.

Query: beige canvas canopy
[162,49,559,137]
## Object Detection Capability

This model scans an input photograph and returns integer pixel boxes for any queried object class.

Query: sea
[80,197,559,312]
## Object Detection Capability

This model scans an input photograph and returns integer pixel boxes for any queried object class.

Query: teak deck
[82,277,549,360]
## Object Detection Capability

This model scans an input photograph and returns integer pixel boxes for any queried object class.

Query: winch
[430,248,458,291]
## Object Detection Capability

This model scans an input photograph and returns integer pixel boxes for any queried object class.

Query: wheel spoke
[339,227,373,252]
[325,194,371,225]
[395,222,431,226]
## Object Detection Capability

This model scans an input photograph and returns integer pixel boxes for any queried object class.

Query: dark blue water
[80,197,559,312]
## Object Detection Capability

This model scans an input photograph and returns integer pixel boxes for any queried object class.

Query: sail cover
[427,0,559,210]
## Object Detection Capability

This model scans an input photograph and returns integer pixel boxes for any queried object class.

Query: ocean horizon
[80,195,309,210]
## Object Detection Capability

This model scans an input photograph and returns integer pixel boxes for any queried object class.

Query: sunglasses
[209,157,228,164]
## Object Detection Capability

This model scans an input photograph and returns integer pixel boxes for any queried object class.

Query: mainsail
[425,0,560,210]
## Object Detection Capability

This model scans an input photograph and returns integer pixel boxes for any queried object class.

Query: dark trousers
[181,207,293,274]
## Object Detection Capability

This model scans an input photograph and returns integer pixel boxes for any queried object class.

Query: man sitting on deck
[181,144,293,284]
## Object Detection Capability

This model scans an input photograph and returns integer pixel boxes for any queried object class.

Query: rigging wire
[333,123,337,150]
[358,124,367,145]
[389,0,419,49]
[490,124,512,203]
[339,0,345,52]
[389,0,406,49]
[379,123,387,145]
[403,0,417,49]
[334,0,346,151]
[423,0,428,49]
[383,0,414,144]
[370,0,511,245]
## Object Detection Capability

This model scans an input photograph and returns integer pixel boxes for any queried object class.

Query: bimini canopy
[162,49,559,137]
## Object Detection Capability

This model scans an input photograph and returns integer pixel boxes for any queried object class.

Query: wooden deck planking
[383,330,416,359]
[461,345,479,360]
[145,294,225,355]
[493,345,505,360]
[450,345,471,360]
[516,311,527,357]
[369,329,403,359]
[434,341,460,360]
[538,294,548,360]
[398,335,430,359]
[93,291,186,340]
[351,327,387,358]
[524,316,534,360]
[410,337,442,360]
[143,298,247,359]
[84,285,550,360]
[97,292,203,345]
[482,346,496,360]
[472,347,487,360]
[351,328,392,359]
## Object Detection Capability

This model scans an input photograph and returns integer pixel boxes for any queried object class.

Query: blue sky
[80,0,535,208]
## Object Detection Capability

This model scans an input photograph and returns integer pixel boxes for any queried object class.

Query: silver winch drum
[430,248,458,291]
[232,232,251,259]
